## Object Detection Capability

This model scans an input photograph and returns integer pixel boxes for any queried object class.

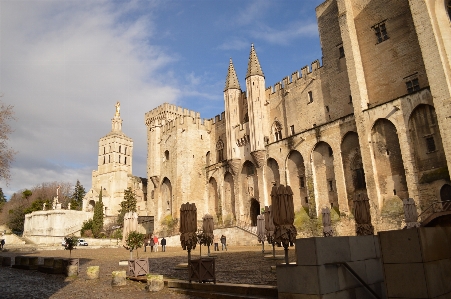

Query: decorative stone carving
[227,159,241,176]
[251,150,266,168]
[321,207,333,237]
[353,193,374,236]
[403,198,420,228]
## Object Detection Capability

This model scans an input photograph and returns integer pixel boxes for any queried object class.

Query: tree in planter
[64,235,78,258]
[92,189,104,238]
[125,230,145,259]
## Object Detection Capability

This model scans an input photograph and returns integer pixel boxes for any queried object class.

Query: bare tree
[0,100,16,184]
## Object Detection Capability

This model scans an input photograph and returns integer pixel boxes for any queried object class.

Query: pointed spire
[224,58,241,91]
[246,44,264,79]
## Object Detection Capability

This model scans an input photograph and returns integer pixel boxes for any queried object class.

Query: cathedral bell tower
[224,58,242,175]
[245,44,268,168]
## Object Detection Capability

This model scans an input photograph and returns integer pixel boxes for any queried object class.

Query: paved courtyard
[0,244,295,298]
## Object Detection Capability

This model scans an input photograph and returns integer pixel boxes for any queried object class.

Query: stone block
[419,227,451,262]
[43,258,54,267]
[384,263,428,298]
[277,264,319,294]
[364,258,383,285]
[86,266,100,280]
[337,261,367,290]
[14,256,22,265]
[146,274,164,292]
[379,229,422,264]
[28,257,38,266]
[111,270,127,287]
[424,258,451,298]
[315,237,350,265]
[349,235,377,261]
[317,264,339,294]
[296,238,318,265]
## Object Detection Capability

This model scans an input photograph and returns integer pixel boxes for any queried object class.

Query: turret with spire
[224,58,242,173]
[245,44,268,167]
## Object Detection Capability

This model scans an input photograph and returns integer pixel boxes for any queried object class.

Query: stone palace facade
[144,0,451,233]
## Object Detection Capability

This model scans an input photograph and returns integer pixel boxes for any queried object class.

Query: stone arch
[88,200,95,212]
[286,150,307,211]
[312,141,338,212]
[161,177,172,217]
[408,104,448,179]
[341,131,366,213]
[371,118,408,208]
[440,184,451,201]
[266,158,280,203]
[224,172,236,221]
[208,177,220,220]
[241,160,258,222]
[250,198,260,226]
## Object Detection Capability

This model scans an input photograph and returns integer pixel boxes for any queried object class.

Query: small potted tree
[126,230,149,277]
[63,235,79,276]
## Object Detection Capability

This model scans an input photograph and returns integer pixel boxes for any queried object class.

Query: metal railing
[418,200,451,223]
[326,262,381,299]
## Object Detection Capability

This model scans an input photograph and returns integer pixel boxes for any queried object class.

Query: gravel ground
[0,244,295,299]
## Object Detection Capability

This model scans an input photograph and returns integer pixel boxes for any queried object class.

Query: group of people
[144,235,166,252]
[213,234,227,251]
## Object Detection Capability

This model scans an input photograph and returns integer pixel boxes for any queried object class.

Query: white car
[77,239,88,246]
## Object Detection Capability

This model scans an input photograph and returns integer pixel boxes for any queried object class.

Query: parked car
[78,239,88,246]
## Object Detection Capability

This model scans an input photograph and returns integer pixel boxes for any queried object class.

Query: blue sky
[0,0,323,198]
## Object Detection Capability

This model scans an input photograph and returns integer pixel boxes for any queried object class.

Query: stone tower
[224,58,242,174]
[246,44,268,168]
[83,102,134,217]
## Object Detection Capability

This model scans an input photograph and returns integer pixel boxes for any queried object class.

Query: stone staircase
[166,280,278,299]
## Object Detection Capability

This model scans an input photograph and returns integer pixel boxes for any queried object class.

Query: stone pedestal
[64,258,79,277]
[112,270,127,286]
[147,274,164,292]
[86,266,99,280]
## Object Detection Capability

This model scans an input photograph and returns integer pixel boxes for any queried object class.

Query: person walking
[213,234,219,251]
[0,239,4,250]
[161,237,166,252]
[220,235,227,251]
[153,235,159,252]
[149,237,155,252]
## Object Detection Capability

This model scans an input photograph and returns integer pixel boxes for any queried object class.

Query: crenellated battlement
[265,59,322,96]
[145,103,201,127]
[211,111,226,125]
[158,114,213,135]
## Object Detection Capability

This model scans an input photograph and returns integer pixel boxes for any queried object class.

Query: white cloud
[0,0,179,197]
[250,22,319,45]
[217,38,249,51]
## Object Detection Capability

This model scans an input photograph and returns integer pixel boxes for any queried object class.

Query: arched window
[119,145,121,153]
[272,120,283,141]
[103,156,105,164]
[216,139,224,162]
[164,150,169,161]
[124,157,127,165]
[125,147,127,155]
